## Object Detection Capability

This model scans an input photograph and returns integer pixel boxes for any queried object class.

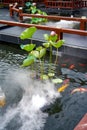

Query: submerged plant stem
[49,45,52,73]
[55,48,58,64]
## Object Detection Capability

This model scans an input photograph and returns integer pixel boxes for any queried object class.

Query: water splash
[0,69,61,130]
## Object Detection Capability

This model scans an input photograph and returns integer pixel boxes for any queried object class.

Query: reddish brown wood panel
[1,0,87,9]
[1,0,44,5]
[45,0,87,9]
[74,114,87,130]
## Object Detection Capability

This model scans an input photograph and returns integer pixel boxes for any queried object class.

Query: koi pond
[0,42,87,130]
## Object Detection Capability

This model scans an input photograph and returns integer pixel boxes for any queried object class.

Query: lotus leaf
[21,55,35,67]
[52,78,63,84]
[20,44,36,52]
[52,40,65,48]
[20,27,37,40]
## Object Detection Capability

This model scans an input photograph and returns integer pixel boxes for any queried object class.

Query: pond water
[0,42,87,130]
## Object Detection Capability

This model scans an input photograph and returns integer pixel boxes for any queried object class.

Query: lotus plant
[20,27,65,82]
[43,31,64,63]
[20,26,46,78]
[20,26,37,69]
[43,31,64,78]
[23,1,47,24]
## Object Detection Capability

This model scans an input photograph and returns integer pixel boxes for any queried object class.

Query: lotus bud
[50,31,56,36]
[32,3,36,6]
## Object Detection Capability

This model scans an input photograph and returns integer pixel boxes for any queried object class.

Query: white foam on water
[0,106,20,130]
[0,69,61,130]
[46,20,79,29]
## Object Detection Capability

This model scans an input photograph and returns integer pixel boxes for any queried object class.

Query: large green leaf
[48,72,55,77]
[20,27,37,40]
[20,44,36,52]
[44,34,49,41]
[43,42,50,48]
[52,40,65,48]
[37,9,42,14]
[31,17,45,24]
[30,50,39,58]
[25,2,32,7]
[43,18,48,23]
[42,12,47,16]
[49,34,58,42]
[39,48,46,58]
[40,74,49,80]
[31,6,37,14]
[30,48,46,59]
[52,78,63,84]
[44,34,58,42]
[36,46,43,51]
[31,18,40,24]
[21,55,35,67]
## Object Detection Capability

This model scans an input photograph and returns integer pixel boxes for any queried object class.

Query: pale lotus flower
[50,31,56,36]
[32,3,36,6]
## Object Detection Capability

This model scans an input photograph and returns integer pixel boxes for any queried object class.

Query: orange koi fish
[0,98,6,107]
[71,87,87,94]
[69,64,75,69]
[58,79,69,93]
[79,63,86,67]
[0,87,6,107]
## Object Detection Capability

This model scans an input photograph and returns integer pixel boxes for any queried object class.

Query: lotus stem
[55,48,58,64]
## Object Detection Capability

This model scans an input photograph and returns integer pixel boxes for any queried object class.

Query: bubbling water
[0,69,61,130]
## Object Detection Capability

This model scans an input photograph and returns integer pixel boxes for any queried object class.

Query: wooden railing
[0,0,44,6]
[82,0,87,7]
[1,0,87,9]
[9,4,87,31]
[1,0,23,6]
[0,20,87,41]
[45,1,73,9]
[45,0,87,9]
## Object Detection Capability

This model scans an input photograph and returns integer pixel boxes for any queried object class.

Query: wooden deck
[74,114,87,130]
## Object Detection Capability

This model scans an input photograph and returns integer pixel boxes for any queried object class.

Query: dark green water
[0,42,87,130]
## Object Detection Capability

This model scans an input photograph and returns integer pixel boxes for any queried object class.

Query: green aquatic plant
[43,31,64,78]
[50,32,65,64]
[20,26,65,82]
[30,46,46,78]
[30,8,47,24]
[30,3,37,14]
[20,26,37,40]
[20,26,47,78]
[30,7,48,24]
[23,2,47,24]
[20,26,37,68]
[43,31,58,63]
[23,1,33,13]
